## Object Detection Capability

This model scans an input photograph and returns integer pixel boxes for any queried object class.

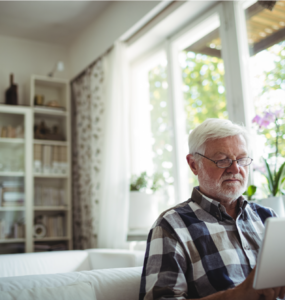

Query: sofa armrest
[86,248,145,269]
[0,250,91,277]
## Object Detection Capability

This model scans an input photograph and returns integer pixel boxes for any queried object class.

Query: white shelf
[34,206,69,211]
[0,76,72,254]
[33,75,68,86]
[34,139,68,146]
[34,107,67,116]
[0,138,24,144]
[0,238,25,244]
[33,173,68,178]
[0,171,25,177]
[31,75,72,252]
[34,237,70,242]
[0,207,25,211]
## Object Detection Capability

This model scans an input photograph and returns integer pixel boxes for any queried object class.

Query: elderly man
[139,119,285,300]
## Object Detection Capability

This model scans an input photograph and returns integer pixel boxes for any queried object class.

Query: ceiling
[0,1,111,45]
[186,1,285,57]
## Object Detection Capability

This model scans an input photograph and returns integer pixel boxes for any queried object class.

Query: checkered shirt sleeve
[139,208,190,300]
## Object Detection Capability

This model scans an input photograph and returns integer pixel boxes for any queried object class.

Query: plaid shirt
[139,187,276,300]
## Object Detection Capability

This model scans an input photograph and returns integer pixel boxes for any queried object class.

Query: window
[245,0,285,197]
[128,1,282,238]
[178,23,228,189]
[130,50,175,216]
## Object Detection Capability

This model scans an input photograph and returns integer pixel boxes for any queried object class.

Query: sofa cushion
[0,250,91,277]
[0,267,143,300]
[86,248,145,269]
[0,281,95,300]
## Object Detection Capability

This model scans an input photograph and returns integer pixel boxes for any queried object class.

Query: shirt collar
[191,186,248,220]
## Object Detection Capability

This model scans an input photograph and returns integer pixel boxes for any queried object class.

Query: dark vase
[5,74,18,105]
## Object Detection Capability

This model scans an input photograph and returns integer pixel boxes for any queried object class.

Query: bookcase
[0,105,33,253]
[0,75,72,254]
[30,75,72,252]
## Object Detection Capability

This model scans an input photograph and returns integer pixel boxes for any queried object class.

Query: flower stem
[275,118,279,178]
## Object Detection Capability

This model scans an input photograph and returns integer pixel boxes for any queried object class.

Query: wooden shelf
[33,173,68,178]
[0,171,24,177]
[34,206,69,211]
[34,237,69,242]
[0,138,24,144]
[0,207,25,211]
[34,139,68,146]
[0,238,25,244]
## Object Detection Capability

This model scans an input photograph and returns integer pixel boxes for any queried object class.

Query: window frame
[127,1,256,238]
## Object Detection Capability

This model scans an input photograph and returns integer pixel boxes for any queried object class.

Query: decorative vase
[259,196,285,217]
[128,191,158,230]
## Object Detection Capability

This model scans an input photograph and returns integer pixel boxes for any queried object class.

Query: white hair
[188,118,250,155]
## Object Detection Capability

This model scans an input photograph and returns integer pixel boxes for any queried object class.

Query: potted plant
[243,185,257,201]
[128,172,166,230]
[252,110,285,216]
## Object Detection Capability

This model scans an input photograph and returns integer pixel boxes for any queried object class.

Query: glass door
[0,105,32,253]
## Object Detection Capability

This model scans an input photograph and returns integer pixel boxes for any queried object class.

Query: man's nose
[226,160,240,174]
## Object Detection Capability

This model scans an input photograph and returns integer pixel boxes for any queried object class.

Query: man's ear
[186,154,199,175]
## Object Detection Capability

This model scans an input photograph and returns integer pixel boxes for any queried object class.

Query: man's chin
[219,185,245,200]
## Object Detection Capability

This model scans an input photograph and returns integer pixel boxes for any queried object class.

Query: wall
[0,35,69,105]
[68,1,160,80]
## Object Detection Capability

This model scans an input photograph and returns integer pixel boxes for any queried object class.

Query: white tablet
[253,217,285,289]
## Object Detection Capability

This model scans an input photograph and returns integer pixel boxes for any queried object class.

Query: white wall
[68,1,160,80]
[0,35,69,105]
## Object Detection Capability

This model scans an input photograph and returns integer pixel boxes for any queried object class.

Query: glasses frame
[195,152,253,169]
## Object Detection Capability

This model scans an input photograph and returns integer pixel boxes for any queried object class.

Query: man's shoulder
[152,198,198,229]
[246,201,277,223]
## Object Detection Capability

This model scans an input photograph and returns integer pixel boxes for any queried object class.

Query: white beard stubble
[198,165,248,202]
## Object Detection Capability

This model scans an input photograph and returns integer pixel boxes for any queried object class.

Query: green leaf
[130,172,148,191]
[263,158,274,195]
[247,185,257,200]
[273,162,285,196]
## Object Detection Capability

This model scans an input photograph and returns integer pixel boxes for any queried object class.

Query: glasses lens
[238,158,252,166]
[216,159,232,168]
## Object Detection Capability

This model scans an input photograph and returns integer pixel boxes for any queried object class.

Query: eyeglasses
[195,153,253,169]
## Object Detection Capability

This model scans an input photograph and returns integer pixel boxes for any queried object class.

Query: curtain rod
[70,45,114,83]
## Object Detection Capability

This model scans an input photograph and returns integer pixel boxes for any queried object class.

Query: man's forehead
[204,135,248,155]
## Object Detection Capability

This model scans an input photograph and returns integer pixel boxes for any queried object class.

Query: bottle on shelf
[5,74,18,105]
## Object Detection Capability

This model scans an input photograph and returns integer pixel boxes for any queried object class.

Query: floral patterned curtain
[71,59,104,249]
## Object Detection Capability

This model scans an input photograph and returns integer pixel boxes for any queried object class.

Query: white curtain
[97,41,130,249]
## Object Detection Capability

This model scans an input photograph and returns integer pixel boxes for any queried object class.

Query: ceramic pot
[128,191,158,230]
[259,196,285,217]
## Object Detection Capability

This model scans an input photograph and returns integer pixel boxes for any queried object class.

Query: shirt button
[244,245,250,250]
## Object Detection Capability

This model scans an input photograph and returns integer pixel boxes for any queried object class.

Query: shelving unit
[31,75,72,252]
[0,172,25,177]
[0,75,72,254]
[0,104,32,254]
[0,138,25,144]
[33,174,68,178]
[0,207,25,211]
[0,238,25,244]
[34,206,69,211]
[34,237,70,242]
[34,140,69,146]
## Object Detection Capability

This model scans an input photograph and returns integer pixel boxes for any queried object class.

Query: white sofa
[0,248,145,277]
[0,249,145,300]
[0,266,143,300]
